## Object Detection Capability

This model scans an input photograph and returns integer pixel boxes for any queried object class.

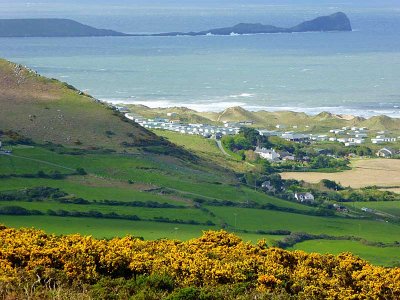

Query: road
[215,140,231,157]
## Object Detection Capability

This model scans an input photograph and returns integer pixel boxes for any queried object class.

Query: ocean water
[1,2,400,117]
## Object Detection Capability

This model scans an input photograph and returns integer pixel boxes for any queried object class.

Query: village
[115,105,400,160]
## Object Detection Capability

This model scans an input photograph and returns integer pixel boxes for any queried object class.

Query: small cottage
[294,192,315,203]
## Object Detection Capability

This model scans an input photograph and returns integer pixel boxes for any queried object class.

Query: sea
[0,1,400,117]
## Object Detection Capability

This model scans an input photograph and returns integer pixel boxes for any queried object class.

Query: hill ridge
[0,59,181,153]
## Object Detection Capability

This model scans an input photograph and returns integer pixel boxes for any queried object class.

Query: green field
[351,201,400,218]
[2,141,400,266]
[291,240,400,266]
[152,129,251,172]
[207,206,400,243]
[0,215,281,244]
[152,130,221,156]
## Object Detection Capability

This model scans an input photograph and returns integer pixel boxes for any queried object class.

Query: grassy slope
[152,129,254,173]
[0,59,167,150]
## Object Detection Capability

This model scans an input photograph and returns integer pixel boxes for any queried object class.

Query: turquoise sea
[0,1,400,117]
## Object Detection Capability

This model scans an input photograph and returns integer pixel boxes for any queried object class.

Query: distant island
[0,18,128,37]
[0,12,351,38]
[143,12,352,36]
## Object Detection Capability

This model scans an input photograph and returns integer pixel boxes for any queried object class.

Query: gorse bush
[0,227,399,299]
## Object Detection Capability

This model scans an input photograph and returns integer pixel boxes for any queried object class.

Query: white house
[372,137,397,144]
[294,192,315,203]
[259,130,280,137]
[376,147,395,158]
[255,147,280,161]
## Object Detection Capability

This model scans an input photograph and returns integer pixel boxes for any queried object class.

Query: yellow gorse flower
[0,227,398,299]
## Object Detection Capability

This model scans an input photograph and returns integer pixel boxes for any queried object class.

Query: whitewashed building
[255,147,280,161]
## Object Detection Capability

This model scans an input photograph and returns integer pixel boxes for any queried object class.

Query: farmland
[350,201,400,218]
[281,158,400,188]
[207,206,400,243]
[1,141,400,266]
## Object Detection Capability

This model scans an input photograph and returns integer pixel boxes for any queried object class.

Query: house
[344,142,357,147]
[115,105,130,113]
[261,181,275,192]
[282,155,296,161]
[215,132,223,140]
[239,120,254,126]
[277,150,292,160]
[281,132,309,142]
[258,130,280,137]
[255,147,280,161]
[294,192,315,203]
[317,135,328,141]
[330,129,345,135]
[223,121,240,128]
[376,147,395,158]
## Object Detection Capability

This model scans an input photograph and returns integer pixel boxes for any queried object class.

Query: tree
[76,168,87,175]
[261,160,274,174]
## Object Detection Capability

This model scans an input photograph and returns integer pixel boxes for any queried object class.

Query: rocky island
[0,12,351,38]
[147,12,352,36]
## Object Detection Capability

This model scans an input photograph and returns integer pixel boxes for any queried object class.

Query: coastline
[103,98,400,119]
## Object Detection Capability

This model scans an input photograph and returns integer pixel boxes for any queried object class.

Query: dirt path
[215,140,231,157]
[5,154,76,171]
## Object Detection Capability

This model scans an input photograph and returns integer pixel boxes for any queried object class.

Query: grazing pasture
[291,239,400,266]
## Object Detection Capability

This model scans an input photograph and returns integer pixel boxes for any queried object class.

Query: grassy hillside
[0,59,173,152]
[360,115,400,131]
